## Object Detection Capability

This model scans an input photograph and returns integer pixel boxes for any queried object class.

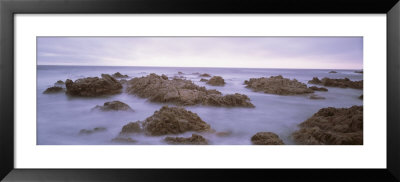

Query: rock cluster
[244,75,314,95]
[43,86,65,94]
[206,76,225,86]
[126,73,254,107]
[251,132,284,145]
[65,74,122,96]
[292,106,363,145]
[164,134,208,145]
[309,86,328,92]
[308,77,363,89]
[112,72,129,78]
[92,101,134,112]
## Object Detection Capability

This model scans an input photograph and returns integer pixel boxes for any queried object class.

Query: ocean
[37,65,363,145]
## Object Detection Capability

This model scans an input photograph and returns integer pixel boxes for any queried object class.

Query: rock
[126,73,254,107]
[329,71,337,73]
[308,77,363,89]
[161,74,168,80]
[215,131,232,137]
[309,86,328,92]
[111,137,137,143]
[200,78,208,82]
[178,71,184,75]
[206,76,225,86]
[119,79,128,84]
[251,132,284,145]
[55,80,65,85]
[355,70,363,74]
[292,106,363,145]
[359,94,363,99]
[92,101,134,112]
[309,94,326,100]
[65,74,122,96]
[192,72,200,75]
[244,75,314,95]
[164,134,208,145]
[200,73,211,77]
[79,127,106,135]
[112,72,129,78]
[120,121,143,134]
[43,86,65,94]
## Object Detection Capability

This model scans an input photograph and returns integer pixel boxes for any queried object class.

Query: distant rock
[251,132,284,145]
[308,77,363,89]
[200,78,208,82]
[126,73,254,107]
[54,80,65,85]
[200,73,211,77]
[65,74,122,97]
[309,94,326,100]
[359,94,363,99]
[111,137,137,143]
[329,71,337,73]
[244,75,314,95]
[292,106,363,145]
[112,72,129,78]
[309,86,328,92]
[92,101,134,112]
[164,134,208,145]
[354,70,363,74]
[43,86,65,94]
[79,127,106,135]
[120,121,143,134]
[215,131,232,137]
[178,71,184,75]
[206,76,225,86]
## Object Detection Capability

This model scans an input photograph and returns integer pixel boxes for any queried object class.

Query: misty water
[37,65,363,145]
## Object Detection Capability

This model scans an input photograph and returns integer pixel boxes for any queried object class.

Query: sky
[37,37,363,69]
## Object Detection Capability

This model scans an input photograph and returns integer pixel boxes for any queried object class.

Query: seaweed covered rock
[126,73,253,107]
[43,86,65,94]
[309,94,326,100]
[251,132,284,145]
[292,106,363,145]
[308,77,363,89]
[92,101,134,112]
[200,73,211,77]
[120,121,143,134]
[79,127,106,135]
[206,76,225,86]
[309,86,328,92]
[65,74,122,96]
[244,75,314,95]
[164,134,208,145]
[112,72,129,78]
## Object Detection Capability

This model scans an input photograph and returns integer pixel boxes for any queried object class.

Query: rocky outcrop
[178,71,184,75]
[244,75,314,95]
[92,101,134,112]
[164,134,208,145]
[329,71,337,73]
[126,73,254,107]
[206,76,225,86]
[200,78,208,82]
[79,127,106,135]
[308,77,363,89]
[309,86,328,92]
[55,80,65,85]
[200,73,211,77]
[120,121,143,134]
[65,74,122,96]
[292,106,363,145]
[309,94,326,100]
[111,137,137,143]
[251,132,284,145]
[112,72,129,78]
[43,86,65,94]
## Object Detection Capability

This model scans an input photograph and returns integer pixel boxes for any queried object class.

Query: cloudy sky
[37,37,363,69]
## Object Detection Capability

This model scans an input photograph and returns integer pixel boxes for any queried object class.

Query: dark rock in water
[79,127,106,135]
[355,70,363,74]
[111,137,137,143]
[126,73,254,107]
[178,71,184,75]
[251,132,284,145]
[92,101,134,112]
[120,121,143,134]
[206,76,225,86]
[309,86,328,92]
[43,86,65,94]
[164,134,208,145]
[215,131,232,137]
[244,75,314,95]
[200,78,208,82]
[309,94,326,100]
[65,74,122,96]
[161,74,168,80]
[112,72,129,78]
[329,71,337,73]
[359,94,363,99]
[292,106,363,145]
[308,77,363,89]
[55,80,65,85]
[200,73,211,77]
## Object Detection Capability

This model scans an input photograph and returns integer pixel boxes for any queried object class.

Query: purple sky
[37,37,363,69]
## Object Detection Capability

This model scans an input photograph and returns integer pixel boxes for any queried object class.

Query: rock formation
[120,121,143,134]
[200,78,208,82]
[251,132,284,145]
[65,74,122,96]
[206,76,225,86]
[79,127,106,135]
[112,72,129,78]
[55,80,65,85]
[308,77,363,89]
[43,86,64,94]
[164,134,208,145]
[92,101,134,112]
[309,86,328,92]
[244,75,314,95]
[200,73,211,77]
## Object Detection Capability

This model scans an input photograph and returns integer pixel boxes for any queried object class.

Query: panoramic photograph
[37,37,363,145]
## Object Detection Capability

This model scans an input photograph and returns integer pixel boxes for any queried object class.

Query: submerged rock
[200,78,208,82]
[309,94,326,100]
[292,106,363,145]
[164,134,208,145]
[65,74,122,96]
[215,131,232,137]
[112,72,129,78]
[309,86,328,92]
[206,76,225,86]
[111,137,137,143]
[355,70,363,74]
[244,75,314,95]
[120,121,143,134]
[92,101,133,112]
[55,80,65,85]
[200,73,211,77]
[308,77,363,89]
[251,132,284,145]
[126,73,254,107]
[79,127,106,135]
[43,86,65,94]
[329,71,337,73]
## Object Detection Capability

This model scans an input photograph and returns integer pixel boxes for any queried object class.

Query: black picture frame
[1,0,399,181]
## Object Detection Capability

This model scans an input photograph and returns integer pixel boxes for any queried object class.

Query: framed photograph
[1,0,399,181]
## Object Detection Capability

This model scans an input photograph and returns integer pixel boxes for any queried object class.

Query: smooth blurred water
[37,65,363,145]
